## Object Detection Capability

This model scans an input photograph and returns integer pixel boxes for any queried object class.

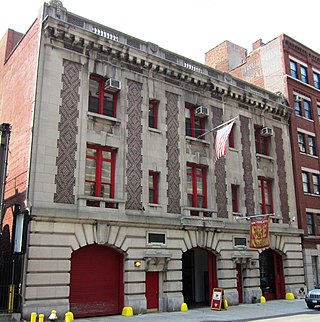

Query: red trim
[86,145,116,205]
[187,163,207,210]
[236,264,243,303]
[258,177,273,214]
[228,125,235,148]
[149,100,159,129]
[231,184,239,213]
[255,126,270,156]
[149,171,159,204]
[208,251,218,304]
[89,75,117,117]
[185,103,205,138]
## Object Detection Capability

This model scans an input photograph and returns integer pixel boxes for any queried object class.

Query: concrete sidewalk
[74,299,318,322]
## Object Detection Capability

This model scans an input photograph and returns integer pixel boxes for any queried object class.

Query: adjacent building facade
[206,35,320,291]
[0,1,305,319]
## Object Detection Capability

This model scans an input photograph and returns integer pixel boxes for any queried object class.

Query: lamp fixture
[134,261,141,268]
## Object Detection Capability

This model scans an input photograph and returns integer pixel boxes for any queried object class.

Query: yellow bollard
[121,306,133,317]
[30,312,37,322]
[285,292,295,300]
[65,311,74,322]
[260,296,266,304]
[223,298,228,309]
[181,302,188,312]
[38,314,44,322]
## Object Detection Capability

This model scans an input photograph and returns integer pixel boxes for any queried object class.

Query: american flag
[214,120,234,161]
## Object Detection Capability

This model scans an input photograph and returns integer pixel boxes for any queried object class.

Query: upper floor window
[302,171,310,193]
[313,71,320,89]
[304,100,312,120]
[258,177,273,214]
[149,171,159,204]
[185,104,205,138]
[295,100,302,116]
[317,103,320,122]
[231,184,239,213]
[290,60,298,78]
[89,75,118,117]
[300,65,308,83]
[308,136,317,156]
[312,174,320,195]
[228,125,235,148]
[307,213,315,235]
[85,145,116,207]
[298,133,306,153]
[149,100,159,129]
[187,163,207,213]
[255,126,270,156]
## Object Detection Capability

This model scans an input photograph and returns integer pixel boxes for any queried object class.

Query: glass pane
[87,148,96,157]
[100,184,110,198]
[101,161,111,183]
[186,118,192,136]
[187,194,193,207]
[103,93,114,117]
[197,196,204,208]
[149,190,154,203]
[89,79,100,112]
[195,118,202,138]
[197,176,204,194]
[102,150,112,159]
[149,175,154,189]
[85,182,95,196]
[187,175,193,194]
[85,159,96,181]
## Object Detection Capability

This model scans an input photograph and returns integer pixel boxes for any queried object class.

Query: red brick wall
[0,20,40,244]
[205,41,230,71]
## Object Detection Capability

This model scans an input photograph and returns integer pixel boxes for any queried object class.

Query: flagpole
[197,115,239,139]
[235,213,277,220]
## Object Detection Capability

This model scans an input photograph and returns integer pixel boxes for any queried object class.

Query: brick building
[206,35,320,291]
[0,1,305,319]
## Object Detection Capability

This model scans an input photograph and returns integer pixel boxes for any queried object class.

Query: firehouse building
[0,1,305,319]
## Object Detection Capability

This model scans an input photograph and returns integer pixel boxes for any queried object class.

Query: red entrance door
[236,264,243,303]
[70,245,123,317]
[146,271,159,309]
[274,251,285,299]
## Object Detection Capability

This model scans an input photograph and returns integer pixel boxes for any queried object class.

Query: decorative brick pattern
[126,80,143,210]
[212,107,227,218]
[240,115,255,215]
[166,92,181,214]
[274,127,289,223]
[54,60,81,204]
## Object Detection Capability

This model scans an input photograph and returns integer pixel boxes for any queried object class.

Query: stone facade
[0,2,305,320]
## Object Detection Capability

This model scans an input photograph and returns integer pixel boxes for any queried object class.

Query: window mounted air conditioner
[261,127,273,137]
[195,106,209,118]
[294,95,302,102]
[104,78,121,92]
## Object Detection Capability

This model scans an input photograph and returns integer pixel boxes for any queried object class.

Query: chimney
[252,39,264,51]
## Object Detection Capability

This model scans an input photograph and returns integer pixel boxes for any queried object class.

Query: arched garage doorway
[259,248,285,300]
[182,248,217,307]
[70,244,124,317]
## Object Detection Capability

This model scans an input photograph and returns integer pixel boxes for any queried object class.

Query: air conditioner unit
[261,127,273,137]
[195,106,209,118]
[104,78,121,92]
[294,95,302,102]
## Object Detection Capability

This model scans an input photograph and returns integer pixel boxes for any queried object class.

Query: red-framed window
[255,126,270,156]
[89,75,118,117]
[149,100,159,129]
[231,184,239,213]
[187,163,207,213]
[258,177,273,214]
[228,125,235,148]
[149,171,159,204]
[85,145,116,207]
[185,103,205,138]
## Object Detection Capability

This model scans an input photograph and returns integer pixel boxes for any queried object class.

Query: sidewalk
[74,299,315,322]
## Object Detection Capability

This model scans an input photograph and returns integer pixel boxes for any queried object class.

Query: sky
[1,0,320,64]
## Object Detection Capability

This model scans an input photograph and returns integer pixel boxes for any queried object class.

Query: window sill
[294,114,314,123]
[303,192,320,197]
[182,206,216,217]
[78,195,126,208]
[299,151,318,159]
[149,203,162,208]
[148,127,161,134]
[256,153,274,161]
[87,111,121,124]
[186,136,210,145]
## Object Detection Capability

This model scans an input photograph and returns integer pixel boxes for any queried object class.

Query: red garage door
[70,245,123,317]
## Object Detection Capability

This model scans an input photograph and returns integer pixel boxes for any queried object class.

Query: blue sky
[1,0,319,64]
